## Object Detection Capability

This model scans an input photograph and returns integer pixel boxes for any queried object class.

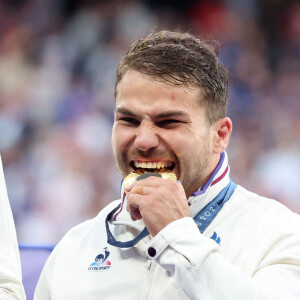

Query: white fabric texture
[35,153,300,299]
[0,157,25,300]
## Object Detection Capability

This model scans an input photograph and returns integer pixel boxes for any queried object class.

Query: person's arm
[147,217,300,300]
[34,260,51,300]
[0,157,26,300]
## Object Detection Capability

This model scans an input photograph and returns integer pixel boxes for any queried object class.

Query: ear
[211,117,232,154]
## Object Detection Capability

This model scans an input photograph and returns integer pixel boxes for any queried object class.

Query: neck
[190,152,224,198]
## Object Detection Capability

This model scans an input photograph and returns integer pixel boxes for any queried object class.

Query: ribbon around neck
[106,180,237,248]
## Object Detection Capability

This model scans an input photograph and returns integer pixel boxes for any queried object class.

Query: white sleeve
[34,249,54,300]
[0,157,26,300]
[146,217,300,300]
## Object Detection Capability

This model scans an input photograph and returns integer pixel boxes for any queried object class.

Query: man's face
[112,70,220,197]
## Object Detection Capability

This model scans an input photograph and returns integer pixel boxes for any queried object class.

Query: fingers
[126,193,143,220]
[125,183,145,195]
[128,205,142,221]
[126,183,152,220]
[131,185,143,195]
[125,176,184,224]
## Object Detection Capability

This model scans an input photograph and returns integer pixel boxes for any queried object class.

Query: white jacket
[0,157,26,300]
[35,153,300,299]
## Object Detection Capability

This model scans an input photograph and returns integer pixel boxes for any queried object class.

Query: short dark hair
[115,30,228,125]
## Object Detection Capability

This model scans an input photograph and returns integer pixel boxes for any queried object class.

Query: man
[35,31,300,299]
[0,157,26,299]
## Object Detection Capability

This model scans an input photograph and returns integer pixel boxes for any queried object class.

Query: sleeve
[0,157,26,300]
[146,217,300,300]
[34,222,73,300]
[34,254,53,300]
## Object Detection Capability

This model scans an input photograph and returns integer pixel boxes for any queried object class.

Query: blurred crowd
[0,0,299,243]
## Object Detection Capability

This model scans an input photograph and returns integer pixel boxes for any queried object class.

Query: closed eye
[156,119,183,128]
[118,117,140,126]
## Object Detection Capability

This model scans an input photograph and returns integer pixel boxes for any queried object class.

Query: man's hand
[125,176,190,236]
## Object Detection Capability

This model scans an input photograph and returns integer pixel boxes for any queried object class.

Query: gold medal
[123,168,177,193]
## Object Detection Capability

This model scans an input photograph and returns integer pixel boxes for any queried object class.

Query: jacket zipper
[141,257,155,300]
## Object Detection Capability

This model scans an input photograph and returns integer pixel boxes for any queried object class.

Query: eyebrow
[115,107,189,119]
[115,107,136,117]
[156,111,189,119]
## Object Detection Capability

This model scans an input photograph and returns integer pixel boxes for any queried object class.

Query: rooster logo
[95,247,110,263]
[88,247,111,271]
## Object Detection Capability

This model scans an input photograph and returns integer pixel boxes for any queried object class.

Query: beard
[180,142,211,197]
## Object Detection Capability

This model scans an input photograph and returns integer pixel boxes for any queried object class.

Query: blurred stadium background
[0,0,299,243]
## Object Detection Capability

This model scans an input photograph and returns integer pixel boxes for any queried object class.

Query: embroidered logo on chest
[88,247,112,271]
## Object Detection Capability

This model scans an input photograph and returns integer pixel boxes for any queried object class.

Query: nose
[134,122,159,152]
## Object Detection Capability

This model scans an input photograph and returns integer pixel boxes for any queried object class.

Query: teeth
[133,161,169,169]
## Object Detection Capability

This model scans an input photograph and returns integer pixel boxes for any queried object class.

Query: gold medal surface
[123,168,177,192]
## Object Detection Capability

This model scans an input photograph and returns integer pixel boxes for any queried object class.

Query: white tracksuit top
[0,157,26,300]
[35,153,300,299]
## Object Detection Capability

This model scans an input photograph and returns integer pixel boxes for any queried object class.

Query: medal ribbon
[106,180,236,248]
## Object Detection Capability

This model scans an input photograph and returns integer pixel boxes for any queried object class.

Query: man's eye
[157,119,182,128]
[119,117,140,126]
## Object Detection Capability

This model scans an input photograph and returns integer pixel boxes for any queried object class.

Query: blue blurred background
[0,0,299,243]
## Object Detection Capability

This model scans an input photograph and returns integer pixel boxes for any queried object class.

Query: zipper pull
[145,259,152,270]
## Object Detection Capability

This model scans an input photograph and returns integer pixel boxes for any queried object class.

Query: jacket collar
[188,151,230,218]
[112,152,230,229]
